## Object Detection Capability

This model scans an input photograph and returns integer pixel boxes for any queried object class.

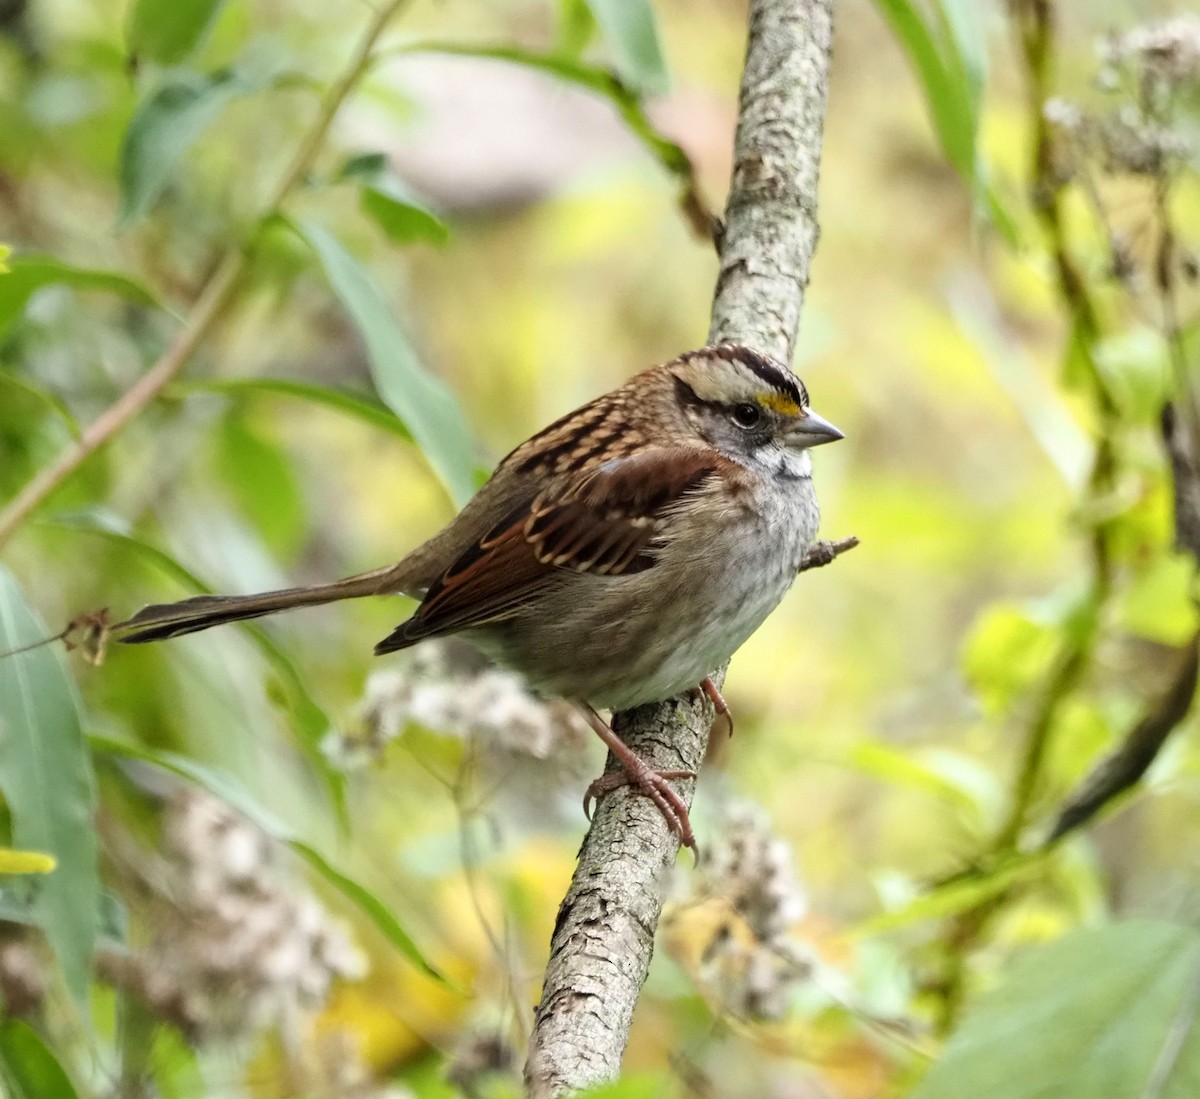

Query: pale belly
[472,474,820,711]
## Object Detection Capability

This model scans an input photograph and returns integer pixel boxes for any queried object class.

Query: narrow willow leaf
[0,568,99,1008]
[913,922,1200,1099]
[361,181,450,246]
[854,854,1043,936]
[126,0,227,65]
[175,377,414,439]
[214,414,308,555]
[583,0,669,94]
[0,373,81,439]
[556,0,597,58]
[294,220,477,505]
[0,849,56,875]
[337,154,449,245]
[90,734,444,982]
[118,69,246,225]
[0,255,158,340]
[0,1020,82,1099]
[872,0,979,185]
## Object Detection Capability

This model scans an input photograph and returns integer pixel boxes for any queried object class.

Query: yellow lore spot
[756,392,801,416]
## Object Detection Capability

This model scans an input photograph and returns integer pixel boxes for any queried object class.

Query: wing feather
[374,447,717,653]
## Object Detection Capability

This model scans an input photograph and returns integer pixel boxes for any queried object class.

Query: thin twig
[0,0,410,551]
[798,535,858,573]
[1045,633,1199,844]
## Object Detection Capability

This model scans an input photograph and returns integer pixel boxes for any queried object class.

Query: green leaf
[845,741,992,815]
[0,372,81,439]
[118,69,247,226]
[583,0,669,94]
[0,568,99,1008]
[0,1020,81,1099]
[1119,553,1200,646]
[872,0,981,186]
[293,220,477,505]
[213,414,307,556]
[961,604,1059,715]
[556,0,598,58]
[126,0,227,66]
[0,255,158,341]
[361,181,449,246]
[856,854,1042,935]
[174,377,414,439]
[90,735,444,982]
[337,154,449,246]
[0,849,56,874]
[913,921,1200,1099]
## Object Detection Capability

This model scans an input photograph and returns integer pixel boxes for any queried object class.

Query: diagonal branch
[523,1,837,1094]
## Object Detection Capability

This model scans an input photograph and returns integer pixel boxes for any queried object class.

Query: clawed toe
[575,701,700,856]
[583,766,698,852]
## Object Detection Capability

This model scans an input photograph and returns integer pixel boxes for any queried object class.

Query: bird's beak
[787,408,844,448]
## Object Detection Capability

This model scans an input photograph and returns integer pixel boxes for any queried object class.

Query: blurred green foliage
[0,0,1199,1096]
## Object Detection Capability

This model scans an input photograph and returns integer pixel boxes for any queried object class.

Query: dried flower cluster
[1041,15,1200,179]
[1101,14,1200,88]
[104,788,363,1042]
[1036,12,1200,306]
[669,803,812,1020]
[333,639,590,765]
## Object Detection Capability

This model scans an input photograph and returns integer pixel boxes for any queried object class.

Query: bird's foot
[693,676,734,738]
[582,764,697,849]
[576,702,698,857]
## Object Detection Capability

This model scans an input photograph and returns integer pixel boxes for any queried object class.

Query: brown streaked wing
[382,447,718,648]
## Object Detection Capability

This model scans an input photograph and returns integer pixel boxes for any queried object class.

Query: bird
[117,344,843,851]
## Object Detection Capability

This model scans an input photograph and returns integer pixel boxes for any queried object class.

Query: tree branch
[0,0,410,551]
[524,2,836,1093]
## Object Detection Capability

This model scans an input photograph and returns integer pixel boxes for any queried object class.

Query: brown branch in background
[1046,633,1198,844]
[524,1,837,1093]
[0,0,412,552]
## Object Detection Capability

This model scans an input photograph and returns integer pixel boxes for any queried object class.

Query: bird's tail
[116,564,405,644]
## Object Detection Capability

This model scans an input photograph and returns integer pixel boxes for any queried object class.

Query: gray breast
[480,473,821,711]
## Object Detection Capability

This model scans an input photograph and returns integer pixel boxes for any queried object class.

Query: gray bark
[524,1,836,1094]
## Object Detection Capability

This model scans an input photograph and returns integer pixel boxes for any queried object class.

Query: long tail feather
[117,565,405,644]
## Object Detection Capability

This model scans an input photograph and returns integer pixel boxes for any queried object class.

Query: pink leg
[699,676,734,738]
[576,703,697,854]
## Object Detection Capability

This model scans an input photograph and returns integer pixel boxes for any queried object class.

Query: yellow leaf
[0,848,57,874]
[0,243,10,274]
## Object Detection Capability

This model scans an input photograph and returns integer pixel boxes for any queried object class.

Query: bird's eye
[730,403,762,429]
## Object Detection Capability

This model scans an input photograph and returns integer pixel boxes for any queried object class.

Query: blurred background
[1,0,1199,1095]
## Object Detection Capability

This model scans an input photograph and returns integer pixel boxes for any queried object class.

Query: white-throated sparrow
[119,345,843,850]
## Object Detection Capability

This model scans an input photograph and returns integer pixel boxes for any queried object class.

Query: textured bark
[524,1,835,1094]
